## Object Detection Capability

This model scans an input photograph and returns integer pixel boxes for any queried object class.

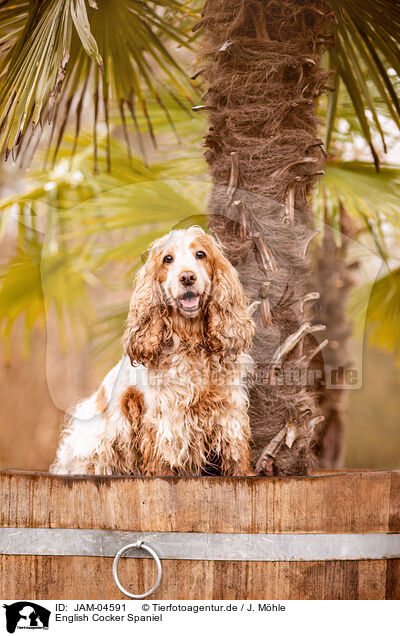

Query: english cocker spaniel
[50,226,255,476]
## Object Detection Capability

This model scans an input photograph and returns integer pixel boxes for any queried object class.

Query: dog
[50,226,255,476]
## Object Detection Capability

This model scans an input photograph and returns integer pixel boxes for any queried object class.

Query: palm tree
[0,0,399,474]
[198,0,400,474]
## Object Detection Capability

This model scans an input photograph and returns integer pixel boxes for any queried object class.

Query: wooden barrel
[1,469,399,600]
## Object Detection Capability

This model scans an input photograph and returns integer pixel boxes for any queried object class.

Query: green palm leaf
[0,0,198,168]
[0,236,94,356]
[329,0,400,167]
[314,160,400,256]
[349,267,400,361]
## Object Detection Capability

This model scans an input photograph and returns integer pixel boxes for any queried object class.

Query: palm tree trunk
[311,211,358,468]
[201,0,331,474]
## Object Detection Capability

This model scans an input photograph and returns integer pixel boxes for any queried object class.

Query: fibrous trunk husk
[201,0,332,474]
[311,213,358,468]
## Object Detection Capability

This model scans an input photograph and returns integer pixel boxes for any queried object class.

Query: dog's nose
[179,270,197,286]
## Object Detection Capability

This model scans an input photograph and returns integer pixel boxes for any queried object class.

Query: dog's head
[124,226,254,366]
[155,226,214,319]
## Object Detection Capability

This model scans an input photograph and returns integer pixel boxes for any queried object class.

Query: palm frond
[329,0,400,167]
[0,0,198,168]
[349,267,400,361]
[314,160,400,255]
[0,234,95,356]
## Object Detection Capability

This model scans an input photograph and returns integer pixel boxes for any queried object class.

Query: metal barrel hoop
[112,540,162,599]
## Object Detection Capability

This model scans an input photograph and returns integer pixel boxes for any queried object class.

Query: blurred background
[0,1,399,471]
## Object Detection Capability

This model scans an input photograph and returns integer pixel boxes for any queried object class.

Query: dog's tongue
[181,293,199,309]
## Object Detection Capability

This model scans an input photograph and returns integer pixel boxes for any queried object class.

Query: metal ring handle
[112,540,162,599]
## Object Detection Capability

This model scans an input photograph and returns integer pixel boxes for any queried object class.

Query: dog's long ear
[124,257,167,367]
[205,243,255,360]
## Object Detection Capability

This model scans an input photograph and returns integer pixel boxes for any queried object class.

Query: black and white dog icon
[3,602,50,633]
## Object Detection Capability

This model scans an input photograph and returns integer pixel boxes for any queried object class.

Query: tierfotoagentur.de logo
[3,602,50,633]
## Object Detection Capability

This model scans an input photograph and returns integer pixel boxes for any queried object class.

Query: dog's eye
[195,251,206,260]
[163,254,173,264]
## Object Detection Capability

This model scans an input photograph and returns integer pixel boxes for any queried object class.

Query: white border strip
[0,528,399,561]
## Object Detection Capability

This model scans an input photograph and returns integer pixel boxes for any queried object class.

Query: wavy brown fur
[201,0,333,474]
[51,228,255,476]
